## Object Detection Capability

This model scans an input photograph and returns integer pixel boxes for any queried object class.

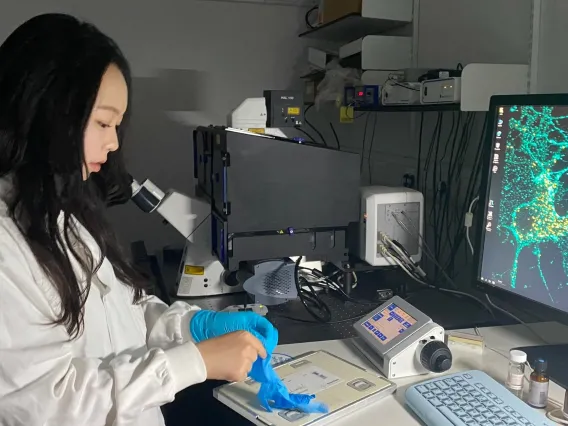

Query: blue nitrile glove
[190,310,328,413]
[251,355,329,414]
[189,310,275,344]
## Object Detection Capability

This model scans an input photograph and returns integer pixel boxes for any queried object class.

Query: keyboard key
[429,398,443,407]
[490,419,501,425]
[448,404,459,411]
[504,419,518,425]
[471,401,482,408]
[474,415,486,422]
[438,405,467,425]
[495,398,504,404]
[450,394,461,401]
[472,391,482,398]
[426,383,438,390]
[487,392,498,400]
[440,398,451,405]
[444,378,457,386]
[444,389,454,396]
[464,395,475,403]
[423,392,435,400]
[436,381,449,390]
[455,409,467,417]
[464,373,473,379]
[458,390,469,397]
[415,385,428,394]
[457,399,467,406]
[478,406,489,414]
[462,404,473,412]
[456,376,467,382]
[518,418,531,425]
[512,412,523,419]
[476,383,486,389]
[481,423,492,426]
[504,406,514,413]
[497,412,509,419]
[489,406,501,413]
[432,389,443,396]
[464,385,475,392]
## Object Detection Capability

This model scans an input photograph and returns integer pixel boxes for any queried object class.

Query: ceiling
[199,0,317,7]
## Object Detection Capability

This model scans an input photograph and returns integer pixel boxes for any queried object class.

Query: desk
[162,255,505,345]
[163,322,568,426]
[275,321,568,425]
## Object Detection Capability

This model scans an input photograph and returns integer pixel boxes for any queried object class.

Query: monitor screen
[479,104,568,313]
[362,303,417,344]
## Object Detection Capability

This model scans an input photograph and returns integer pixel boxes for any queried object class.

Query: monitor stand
[513,344,568,388]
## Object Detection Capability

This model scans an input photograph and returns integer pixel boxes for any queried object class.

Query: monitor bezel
[474,93,568,314]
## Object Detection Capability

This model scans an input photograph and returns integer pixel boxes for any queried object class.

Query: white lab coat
[0,179,207,426]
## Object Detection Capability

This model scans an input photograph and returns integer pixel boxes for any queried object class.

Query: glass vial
[528,358,549,408]
[505,350,527,398]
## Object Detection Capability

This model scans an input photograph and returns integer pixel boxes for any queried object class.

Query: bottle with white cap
[506,350,527,398]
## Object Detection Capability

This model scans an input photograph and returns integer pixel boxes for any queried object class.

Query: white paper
[283,366,342,395]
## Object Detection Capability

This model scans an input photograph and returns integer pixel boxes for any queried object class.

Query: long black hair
[0,14,147,338]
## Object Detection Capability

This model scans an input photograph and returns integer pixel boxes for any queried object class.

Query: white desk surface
[276,321,568,425]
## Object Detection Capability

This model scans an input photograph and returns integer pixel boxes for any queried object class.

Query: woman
[0,13,272,426]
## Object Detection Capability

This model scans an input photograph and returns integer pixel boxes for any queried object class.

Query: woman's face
[83,64,128,180]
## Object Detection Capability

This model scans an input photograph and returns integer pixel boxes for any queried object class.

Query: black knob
[420,340,452,373]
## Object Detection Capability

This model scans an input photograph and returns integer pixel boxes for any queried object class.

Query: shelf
[355,104,461,113]
[298,13,410,43]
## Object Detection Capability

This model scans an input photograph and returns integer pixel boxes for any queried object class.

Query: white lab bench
[275,322,568,425]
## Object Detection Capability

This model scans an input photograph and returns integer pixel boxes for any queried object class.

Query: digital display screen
[287,107,300,116]
[362,303,417,344]
[479,104,568,313]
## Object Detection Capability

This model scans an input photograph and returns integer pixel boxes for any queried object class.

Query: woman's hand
[196,331,267,382]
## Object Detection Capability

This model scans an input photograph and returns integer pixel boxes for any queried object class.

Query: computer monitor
[476,94,568,314]
[475,94,568,387]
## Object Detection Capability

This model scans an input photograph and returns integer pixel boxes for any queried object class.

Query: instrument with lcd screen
[361,303,418,344]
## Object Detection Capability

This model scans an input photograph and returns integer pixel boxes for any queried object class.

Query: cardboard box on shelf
[319,0,362,25]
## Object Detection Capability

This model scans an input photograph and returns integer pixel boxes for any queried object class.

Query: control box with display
[263,90,304,128]
[353,296,452,379]
[344,85,380,108]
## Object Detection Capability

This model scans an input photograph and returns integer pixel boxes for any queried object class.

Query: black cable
[387,247,494,318]
[368,114,378,184]
[430,113,444,259]
[360,113,371,175]
[305,6,318,29]
[302,268,380,306]
[392,82,420,91]
[416,112,424,189]
[294,126,318,143]
[329,122,341,150]
[271,312,367,324]
[293,257,331,322]
[304,104,328,147]
[435,111,457,258]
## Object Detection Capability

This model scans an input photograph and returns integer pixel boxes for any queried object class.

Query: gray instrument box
[193,127,360,271]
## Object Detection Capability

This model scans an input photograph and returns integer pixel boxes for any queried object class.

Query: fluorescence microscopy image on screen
[480,105,568,312]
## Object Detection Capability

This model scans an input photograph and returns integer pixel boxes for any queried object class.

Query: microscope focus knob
[420,340,453,373]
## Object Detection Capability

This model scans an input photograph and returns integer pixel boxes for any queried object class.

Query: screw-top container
[528,358,549,408]
[505,350,527,398]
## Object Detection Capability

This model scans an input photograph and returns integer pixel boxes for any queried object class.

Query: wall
[532,0,568,93]
[0,0,308,251]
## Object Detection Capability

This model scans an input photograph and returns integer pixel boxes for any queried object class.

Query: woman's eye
[98,122,111,129]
